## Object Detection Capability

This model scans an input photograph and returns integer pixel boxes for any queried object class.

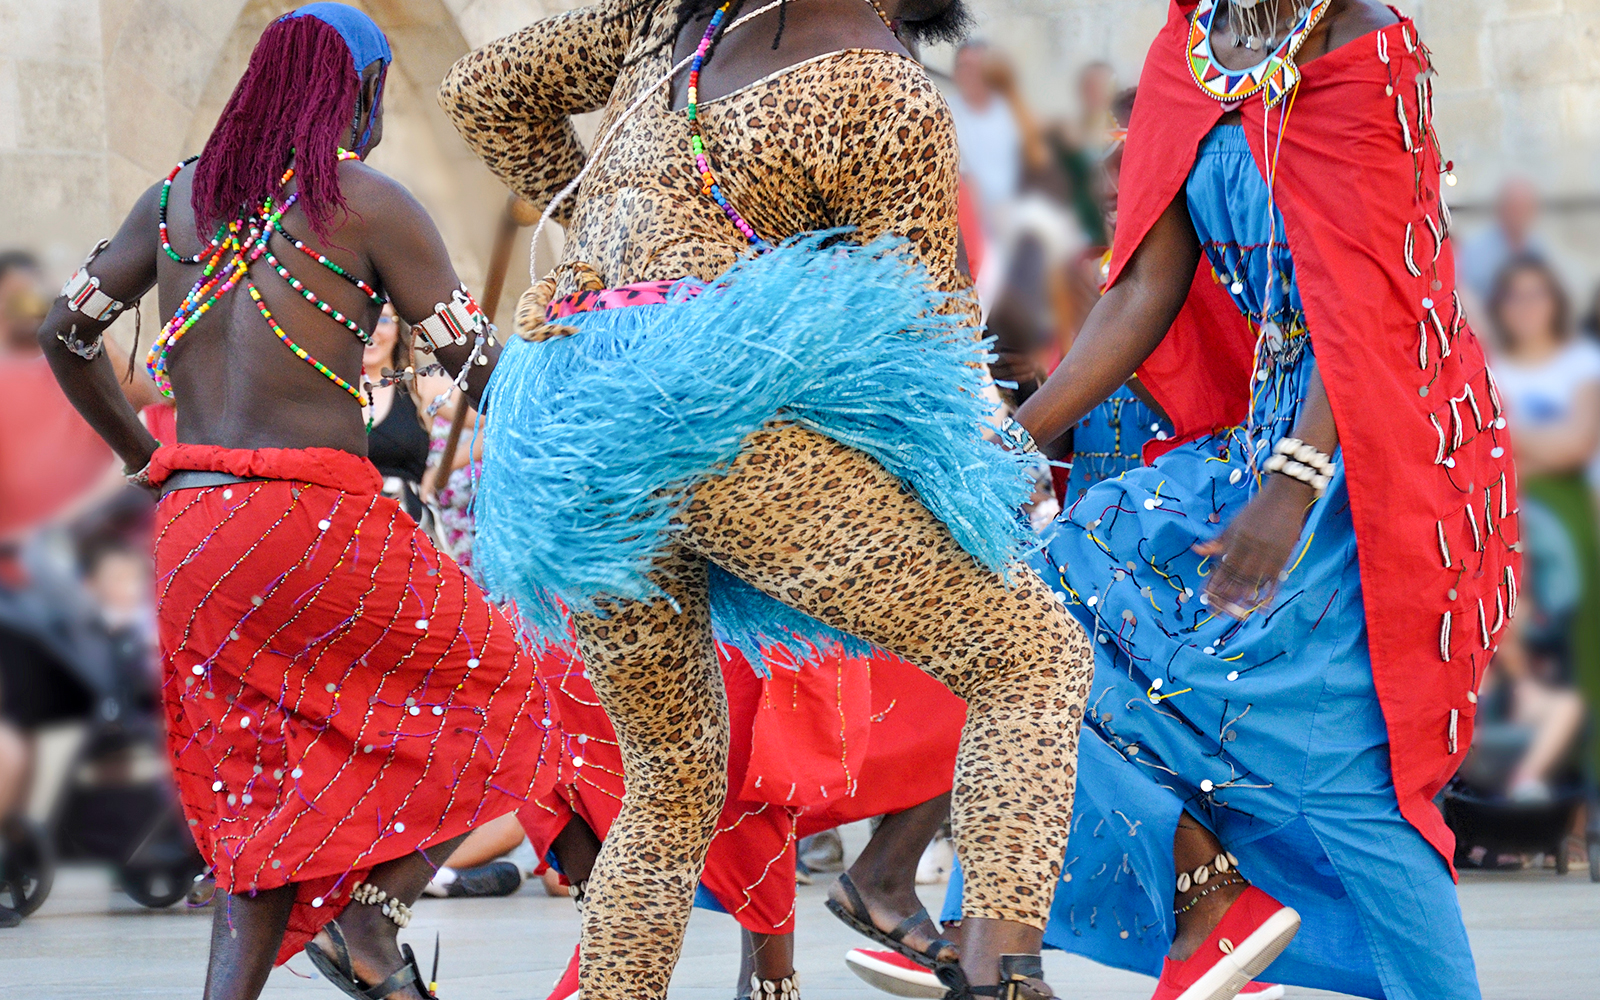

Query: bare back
[40,155,494,471]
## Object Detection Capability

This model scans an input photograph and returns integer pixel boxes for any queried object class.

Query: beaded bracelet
[998,417,1042,456]
[1263,436,1335,495]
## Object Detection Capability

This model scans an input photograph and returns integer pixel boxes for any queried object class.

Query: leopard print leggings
[572,425,1093,1000]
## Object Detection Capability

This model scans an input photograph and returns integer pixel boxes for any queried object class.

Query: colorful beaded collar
[1186,0,1332,107]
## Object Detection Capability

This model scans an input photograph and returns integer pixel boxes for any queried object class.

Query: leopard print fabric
[442,9,1088,998]
[571,426,1093,1000]
[437,0,973,331]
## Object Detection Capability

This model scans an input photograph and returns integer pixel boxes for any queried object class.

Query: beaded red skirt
[148,444,558,965]
[520,642,963,935]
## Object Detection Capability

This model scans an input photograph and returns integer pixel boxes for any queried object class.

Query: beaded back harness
[147,150,386,408]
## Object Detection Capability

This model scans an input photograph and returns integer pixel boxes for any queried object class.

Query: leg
[203,885,296,1000]
[307,833,467,998]
[1169,813,1247,961]
[441,813,526,870]
[678,427,1092,991]
[573,549,727,1000]
[550,813,603,889]
[827,793,955,959]
[737,928,797,996]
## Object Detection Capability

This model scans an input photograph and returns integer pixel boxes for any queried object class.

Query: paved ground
[2,823,1596,1000]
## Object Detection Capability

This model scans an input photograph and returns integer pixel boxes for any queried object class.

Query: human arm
[1011,190,1200,448]
[1194,366,1339,618]
[355,169,502,406]
[437,0,639,220]
[1509,379,1600,476]
[824,59,975,330]
[35,184,163,476]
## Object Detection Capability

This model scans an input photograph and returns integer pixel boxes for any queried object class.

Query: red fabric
[152,444,557,964]
[520,644,963,935]
[0,355,112,540]
[141,403,178,447]
[1112,6,1519,870]
[957,180,986,279]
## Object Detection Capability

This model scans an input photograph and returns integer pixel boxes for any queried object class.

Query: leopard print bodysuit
[441,8,1092,998]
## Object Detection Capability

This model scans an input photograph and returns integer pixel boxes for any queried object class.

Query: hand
[1193,473,1313,619]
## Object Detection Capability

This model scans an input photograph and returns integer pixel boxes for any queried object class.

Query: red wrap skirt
[149,445,557,964]
[520,643,964,935]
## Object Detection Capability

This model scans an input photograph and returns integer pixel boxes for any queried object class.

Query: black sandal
[937,955,1052,1000]
[824,872,957,968]
[304,921,437,1000]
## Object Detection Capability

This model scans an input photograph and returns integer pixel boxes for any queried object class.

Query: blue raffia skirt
[473,235,1038,663]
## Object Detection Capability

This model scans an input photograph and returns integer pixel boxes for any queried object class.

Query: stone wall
[3,0,1597,309]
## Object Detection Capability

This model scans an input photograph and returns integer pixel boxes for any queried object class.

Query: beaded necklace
[148,149,386,409]
[685,0,894,247]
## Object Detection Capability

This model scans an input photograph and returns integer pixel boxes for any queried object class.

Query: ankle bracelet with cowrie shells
[349,881,413,928]
[749,973,800,1000]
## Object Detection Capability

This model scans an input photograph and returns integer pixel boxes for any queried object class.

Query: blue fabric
[284,3,393,69]
[474,235,1038,657]
[945,126,1480,1000]
[1063,385,1172,509]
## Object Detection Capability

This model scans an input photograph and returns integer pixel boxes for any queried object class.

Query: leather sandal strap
[834,872,871,919]
[922,936,958,962]
[360,959,419,1000]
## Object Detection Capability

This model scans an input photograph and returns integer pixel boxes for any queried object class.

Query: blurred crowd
[2,36,1597,930]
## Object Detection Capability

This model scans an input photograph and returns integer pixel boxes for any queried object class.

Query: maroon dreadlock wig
[191,14,383,243]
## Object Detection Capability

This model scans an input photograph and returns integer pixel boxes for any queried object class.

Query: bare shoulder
[1325,0,1400,46]
[334,160,436,245]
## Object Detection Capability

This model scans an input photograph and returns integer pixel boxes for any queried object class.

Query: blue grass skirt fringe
[474,235,1038,664]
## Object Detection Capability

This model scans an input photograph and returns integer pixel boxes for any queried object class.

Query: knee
[621,740,729,819]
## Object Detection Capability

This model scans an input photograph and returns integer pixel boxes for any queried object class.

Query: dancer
[438,3,1094,999]
[946,3,1518,999]
[37,7,556,999]
[522,640,964,1000]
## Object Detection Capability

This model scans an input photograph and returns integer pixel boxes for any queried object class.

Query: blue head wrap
[281,4,392,150]
[283,3,393,71]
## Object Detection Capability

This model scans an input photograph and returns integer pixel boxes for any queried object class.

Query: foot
[1151,887,1299,1000]
[309,911,427,1000]
[827,871,958,965]
[440,860,524,898]
[0,903,19,929]
[1169,877,1248,962]
[799,830,846,874]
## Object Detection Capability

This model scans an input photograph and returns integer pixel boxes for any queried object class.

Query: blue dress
[944,126,1479,1000]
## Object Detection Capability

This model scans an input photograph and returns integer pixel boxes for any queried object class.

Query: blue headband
[283,3,393,71]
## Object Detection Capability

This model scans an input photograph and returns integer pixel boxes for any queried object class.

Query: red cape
[1115,5,1520,870]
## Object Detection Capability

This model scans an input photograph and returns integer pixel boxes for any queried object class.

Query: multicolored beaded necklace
[148,149,387,411]
[685,0,894,247]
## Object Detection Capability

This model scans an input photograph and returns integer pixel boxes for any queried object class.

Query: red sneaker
[1148,887,1300,1000]
[845,948,947,998]
[546,942,581,1000]
[1235,985,1284,1000]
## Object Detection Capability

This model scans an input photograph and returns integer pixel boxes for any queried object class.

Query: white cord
[527,0,791,283]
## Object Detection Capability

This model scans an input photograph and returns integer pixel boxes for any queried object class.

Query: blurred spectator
[1048,62,1118,248]
[365,304,455,524]
[1460,177,1546,305]
[0,252,49,358]
[947,40,1022,223]
[1487,255,1600,787]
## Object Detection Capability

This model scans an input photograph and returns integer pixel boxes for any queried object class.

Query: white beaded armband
[1263,436,1335,495]
[61,253,126,324]
[413,288,489,353]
